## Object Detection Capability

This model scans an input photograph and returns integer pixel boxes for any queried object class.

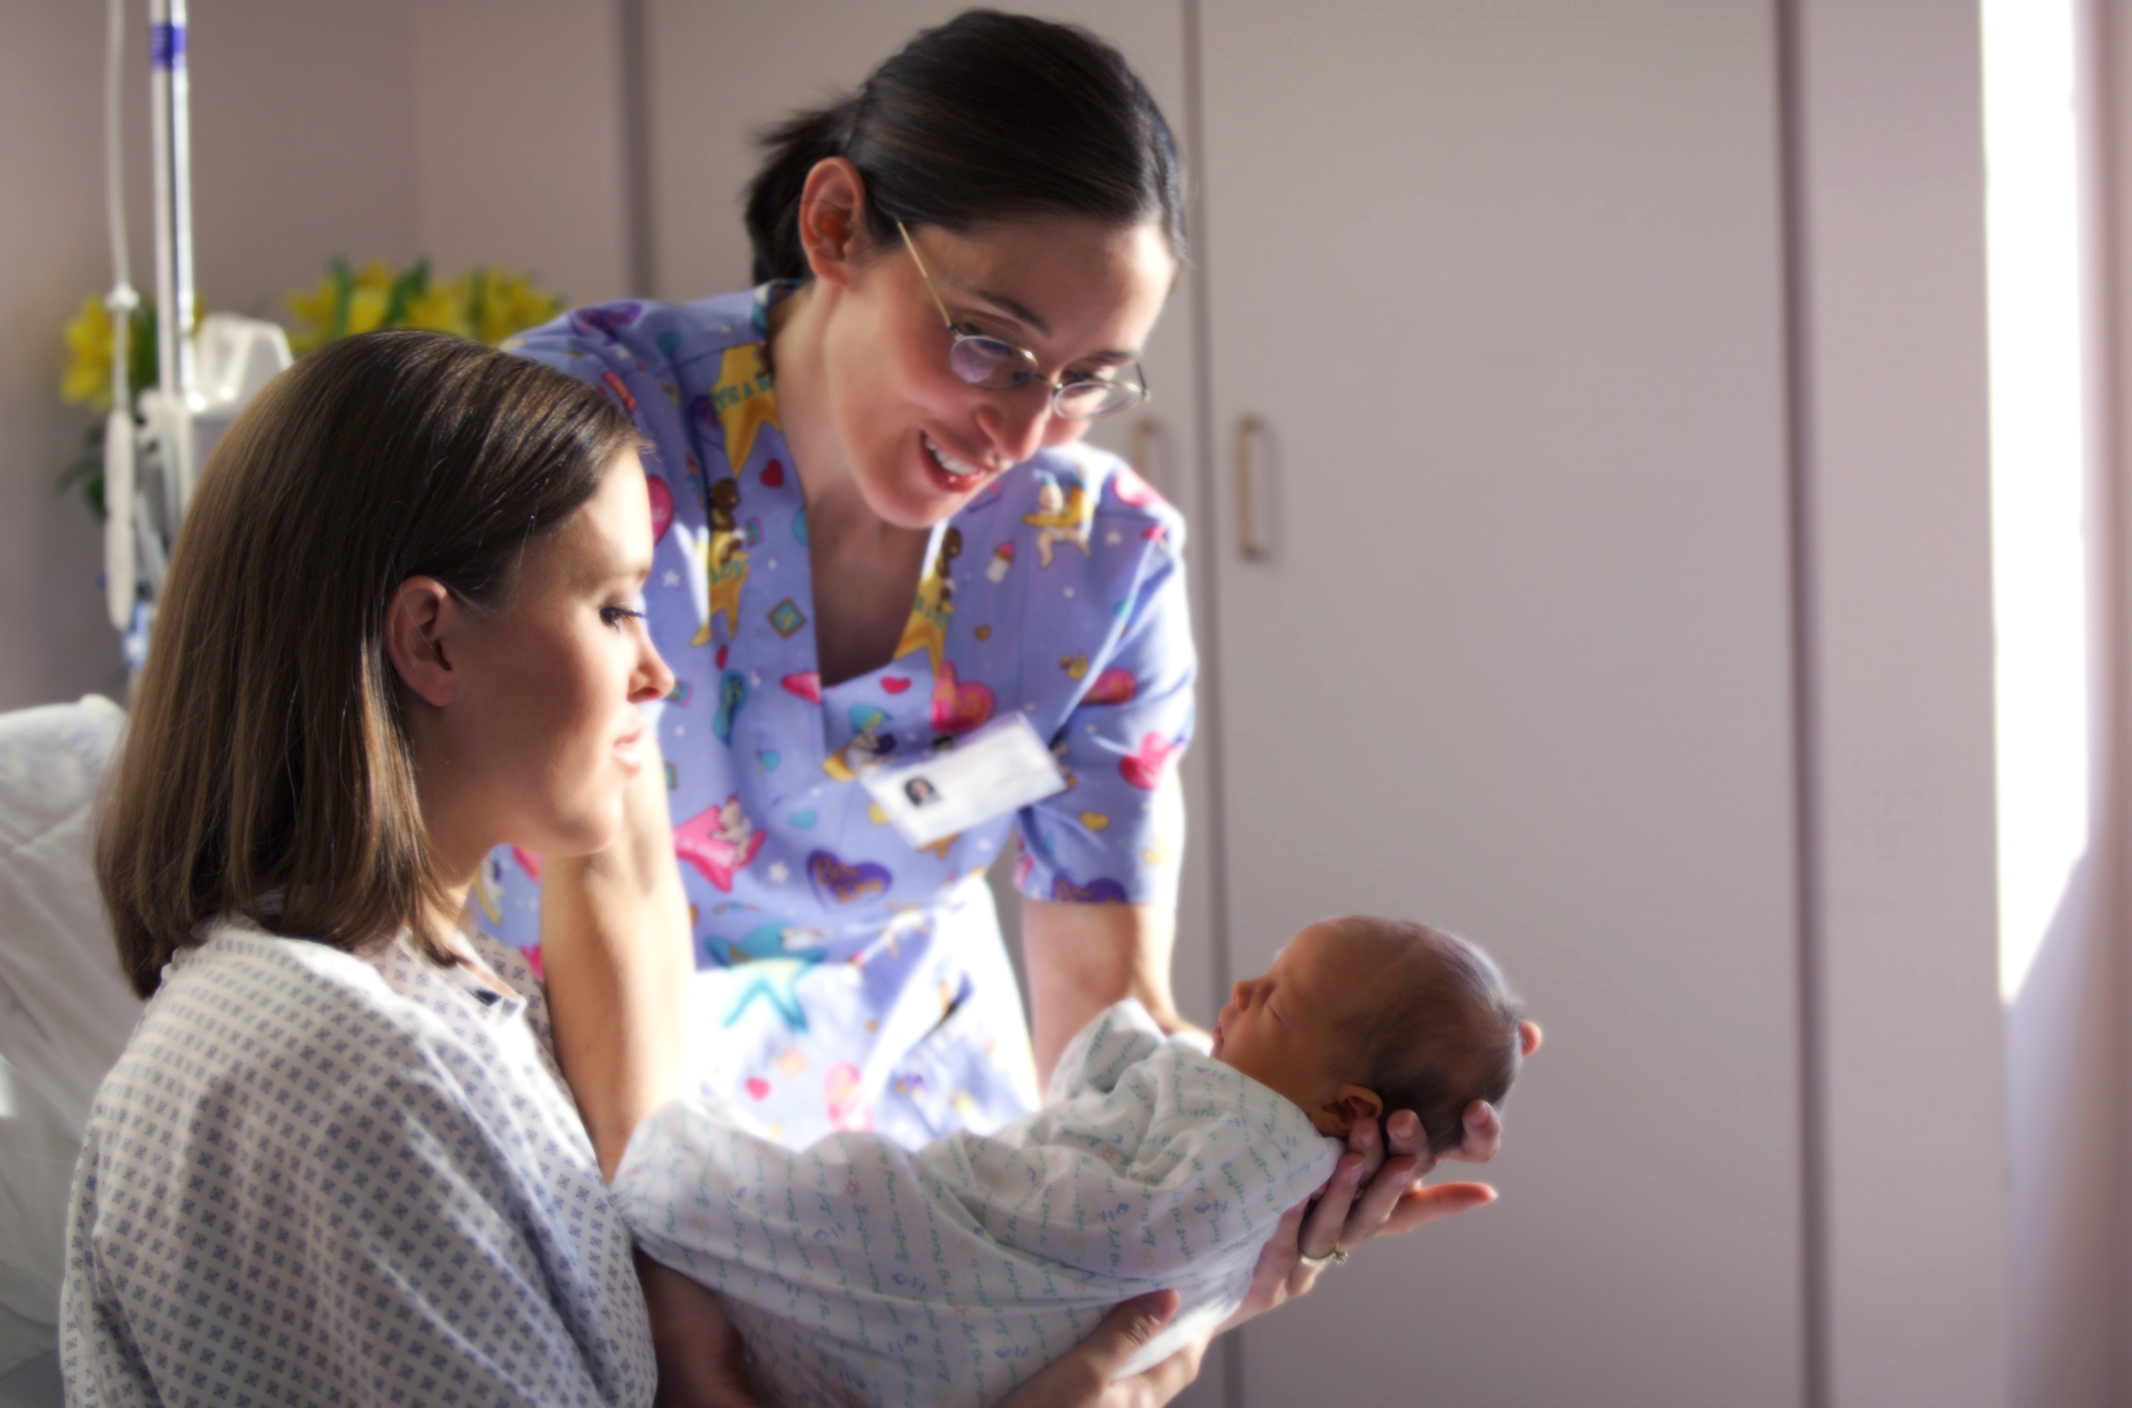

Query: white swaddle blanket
[615,999,1340,1408]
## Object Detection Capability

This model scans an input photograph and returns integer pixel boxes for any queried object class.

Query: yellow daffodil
[286,258,561,353]
[62,295,115,410]
[469,268,563,347]
[62,294,193,410]
[404,279,467,338]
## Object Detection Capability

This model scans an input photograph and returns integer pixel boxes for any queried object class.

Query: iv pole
[146,0,197,524]
[105,0,287,647]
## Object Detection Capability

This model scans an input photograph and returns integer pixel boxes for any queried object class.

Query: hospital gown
[614,1000,1340,1408]
[61,920,654,1408]
[485,288,1196,1152]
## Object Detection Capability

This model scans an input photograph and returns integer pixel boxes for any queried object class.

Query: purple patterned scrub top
[477,288,1195,1151]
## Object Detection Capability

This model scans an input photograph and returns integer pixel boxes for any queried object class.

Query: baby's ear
[1320,1084,1386,1137]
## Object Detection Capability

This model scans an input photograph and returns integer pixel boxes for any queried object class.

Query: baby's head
[1210,916,1525,1155]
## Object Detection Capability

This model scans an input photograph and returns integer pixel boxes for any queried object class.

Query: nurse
[498,8,1517,1246]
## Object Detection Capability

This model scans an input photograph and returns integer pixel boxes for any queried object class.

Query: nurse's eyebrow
[970,288,1140,365]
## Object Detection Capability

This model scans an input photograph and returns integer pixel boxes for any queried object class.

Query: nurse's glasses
[895,219,1148,421]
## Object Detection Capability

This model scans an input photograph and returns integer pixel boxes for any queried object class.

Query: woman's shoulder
[119,921,479,1096]
[506,287,767,387]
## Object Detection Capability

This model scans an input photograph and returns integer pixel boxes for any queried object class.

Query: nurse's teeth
[925,434,985,480]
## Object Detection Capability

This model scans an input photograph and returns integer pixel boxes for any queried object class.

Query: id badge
[861,712,1068,848]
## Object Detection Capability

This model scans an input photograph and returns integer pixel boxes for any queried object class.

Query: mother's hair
[97,330,637,998]
[744,8,1186,283]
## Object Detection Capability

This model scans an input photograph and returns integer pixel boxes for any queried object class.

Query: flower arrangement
[283,258,562,354]
[59,257,564,518]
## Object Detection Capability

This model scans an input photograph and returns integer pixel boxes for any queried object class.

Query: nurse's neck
[769,282,917,542]
[769,279,936,688]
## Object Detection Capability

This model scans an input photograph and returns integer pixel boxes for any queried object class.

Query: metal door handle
[1235,415,1270,561]
[1129,416,1159,481]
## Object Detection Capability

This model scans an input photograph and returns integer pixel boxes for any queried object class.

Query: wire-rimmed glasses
[895,219,1148,421]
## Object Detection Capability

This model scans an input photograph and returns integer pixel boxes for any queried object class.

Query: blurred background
[2,2,2127,1406]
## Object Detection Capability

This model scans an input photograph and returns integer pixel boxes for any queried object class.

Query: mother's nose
[630,633,676,705]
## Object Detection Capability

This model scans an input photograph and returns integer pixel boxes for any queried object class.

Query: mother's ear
[384,577,459,707]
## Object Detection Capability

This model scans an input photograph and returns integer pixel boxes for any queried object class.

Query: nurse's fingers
[997,1291,1202,1408]
[1378,1179,1499,1239]
[1298,1152,1370,1260]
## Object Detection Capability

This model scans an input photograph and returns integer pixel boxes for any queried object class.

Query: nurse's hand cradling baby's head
[1212,917,1527,1155]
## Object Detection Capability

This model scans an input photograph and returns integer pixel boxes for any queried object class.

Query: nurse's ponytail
[743,9,1184,283]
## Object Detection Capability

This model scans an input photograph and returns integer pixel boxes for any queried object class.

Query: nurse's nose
[975,391,1054,467]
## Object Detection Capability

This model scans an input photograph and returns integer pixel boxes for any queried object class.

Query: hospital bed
[0,697,142,1407]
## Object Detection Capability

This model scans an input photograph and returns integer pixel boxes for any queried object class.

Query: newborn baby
[614,916,1525,1408]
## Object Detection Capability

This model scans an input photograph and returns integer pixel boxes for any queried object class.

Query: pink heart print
[1119,732,1179,791]
[1082,668,1137,706]
[1108,462,1167,510]
[745,1077,772,1101]
[647,474,674,544]
[929,660,995,735]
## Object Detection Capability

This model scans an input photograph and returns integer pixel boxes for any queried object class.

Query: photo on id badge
[863,713,1067,847]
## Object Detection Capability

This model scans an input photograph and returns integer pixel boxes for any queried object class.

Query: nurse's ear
[384,576,461,707]
[797,157,873,289]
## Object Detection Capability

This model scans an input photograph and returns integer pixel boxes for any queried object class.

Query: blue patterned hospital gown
[614,1000,1340,1408]
[61,920,655,1407]
[479,288,1196,1152]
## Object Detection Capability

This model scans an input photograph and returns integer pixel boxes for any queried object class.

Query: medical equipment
[102,0,290,649]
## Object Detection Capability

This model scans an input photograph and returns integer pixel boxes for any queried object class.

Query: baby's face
[1211,921,1391,1136]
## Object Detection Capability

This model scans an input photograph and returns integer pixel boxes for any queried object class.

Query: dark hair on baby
[744,9,1186,283]
[1334,917,1526,1157]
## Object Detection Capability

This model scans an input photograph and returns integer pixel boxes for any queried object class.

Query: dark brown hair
[744,9,1186,283]
[97,330,636,997]
[1334,917,1527,1157]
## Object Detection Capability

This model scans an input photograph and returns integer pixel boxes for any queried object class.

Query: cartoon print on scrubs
[478,288,1195,1152]
[892,526,959,673]
[692,478,749,647]
[1023,470,1094,566]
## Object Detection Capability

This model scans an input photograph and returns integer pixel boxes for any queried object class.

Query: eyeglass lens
[944,334,1142,419]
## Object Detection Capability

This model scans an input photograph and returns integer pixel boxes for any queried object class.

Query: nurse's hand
[1227,1019,1543,1325]
[997,1291,1204,1408]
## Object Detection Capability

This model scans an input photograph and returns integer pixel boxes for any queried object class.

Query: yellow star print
[713,344,778,469]
[893,527,962,674]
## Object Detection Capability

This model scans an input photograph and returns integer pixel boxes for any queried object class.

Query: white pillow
[0,696,140,1327]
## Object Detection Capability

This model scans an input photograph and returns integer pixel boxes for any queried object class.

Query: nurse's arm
[1021,897,1197,1085]
[542,737,695,1180]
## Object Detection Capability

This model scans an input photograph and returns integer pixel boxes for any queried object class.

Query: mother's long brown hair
[98,330,637,997]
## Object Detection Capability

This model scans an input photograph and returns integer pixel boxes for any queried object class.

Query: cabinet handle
[1129,416,1159,479]
[1235,415,1270,562]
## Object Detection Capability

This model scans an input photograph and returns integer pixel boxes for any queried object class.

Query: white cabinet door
[1196,5,1806,1405]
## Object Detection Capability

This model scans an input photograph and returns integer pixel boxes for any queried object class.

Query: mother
[514,0,1516,1347]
